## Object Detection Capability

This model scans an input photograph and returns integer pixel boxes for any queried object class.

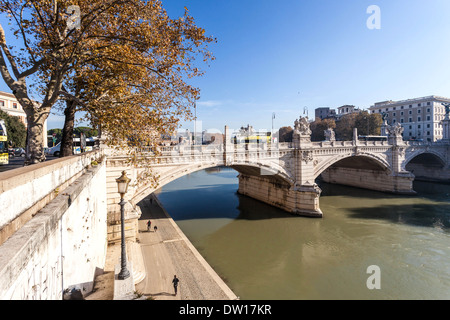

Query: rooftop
[371,95,450,108]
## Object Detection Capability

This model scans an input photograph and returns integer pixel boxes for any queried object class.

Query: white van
[47,142,61,157]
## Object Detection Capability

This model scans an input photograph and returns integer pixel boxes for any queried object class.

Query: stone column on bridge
[386,123,416,194]
[223,125,234,166]
[441,104,450,142]
[292,117,323,217]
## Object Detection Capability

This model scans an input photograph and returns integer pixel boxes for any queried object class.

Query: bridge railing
[312,140,391,148]
[136,142,294,157]
[405,140,449,146]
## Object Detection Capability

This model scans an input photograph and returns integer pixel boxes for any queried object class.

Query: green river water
[154,167,450,300]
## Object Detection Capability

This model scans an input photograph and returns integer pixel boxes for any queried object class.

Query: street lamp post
[116,171,131,280]
[194,103,197,146]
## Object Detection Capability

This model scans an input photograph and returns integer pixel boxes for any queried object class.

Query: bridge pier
[237,174,323,218]
[320,167,416,195]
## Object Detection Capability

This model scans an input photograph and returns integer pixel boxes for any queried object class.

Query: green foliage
[278,126,293,142]
[48,126,98,140]
[310,118,336,141]
[0,110,26,147]
[74,126,98,138]
[335,111,383,140]
[47,128,63,143]
[354,111,383,136]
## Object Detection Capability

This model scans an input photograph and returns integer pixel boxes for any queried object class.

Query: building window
[427,102,431,106]
[401,119,404,123]
[418,109,421,114]
[427,108,430,112]
[409,105,412,108]
[401,111,404,116]
[401,106,404,109]
[393,112,396,116]
[427,116,431,121]
[427,131,430,136]
[409,110,412,115]
[409,118,412,122]
[418,125,421,129]
[418,117,421,121]
[418,103,421,107]
[393,107,396,110]
[13,103,17,109]
[427,124,430,128]
[0,100,4,107]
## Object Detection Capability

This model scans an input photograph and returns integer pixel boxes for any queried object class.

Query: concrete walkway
[135,195,237,300]
[86,194,237,300]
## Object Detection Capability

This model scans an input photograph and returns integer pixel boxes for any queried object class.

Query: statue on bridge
[442,103,450,119]
[324,127,336,142]
[386,122,404,137]
[386,122,404,145]
[294,116,311,136]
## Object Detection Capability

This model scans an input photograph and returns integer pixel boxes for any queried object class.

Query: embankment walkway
[87,194,238,300]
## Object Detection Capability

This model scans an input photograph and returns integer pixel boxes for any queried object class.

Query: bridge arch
[404,150,446,168]
[131,160,295,206]
[404,150,448,183]
[313,153,391,180]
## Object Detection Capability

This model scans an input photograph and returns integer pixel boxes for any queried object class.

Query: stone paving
[86,194,237,300]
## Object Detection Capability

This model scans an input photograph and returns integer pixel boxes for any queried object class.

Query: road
[0,155,58,173]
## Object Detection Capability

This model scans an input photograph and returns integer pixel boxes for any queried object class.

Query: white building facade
[0,91,48,147]
[369,96,450,142]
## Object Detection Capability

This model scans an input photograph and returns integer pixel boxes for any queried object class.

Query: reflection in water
[155,168,450,300]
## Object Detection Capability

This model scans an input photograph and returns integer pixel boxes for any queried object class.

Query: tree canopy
[0,109,26,147]
[0,0,215,167]
[310,118,336,141]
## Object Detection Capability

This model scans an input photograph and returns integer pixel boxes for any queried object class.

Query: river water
[154,167,450,300]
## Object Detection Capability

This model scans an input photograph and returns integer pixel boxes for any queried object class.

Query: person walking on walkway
[172,275,180,296]
[147,220,151,232]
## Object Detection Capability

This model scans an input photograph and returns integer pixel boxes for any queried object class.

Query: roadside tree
[0,0,215,166]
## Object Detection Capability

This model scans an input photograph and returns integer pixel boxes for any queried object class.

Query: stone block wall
[0,161,107,300]
[405,162,450,182]
[320,167,415,194]
[237,174,322,217]
[0,151,103,245]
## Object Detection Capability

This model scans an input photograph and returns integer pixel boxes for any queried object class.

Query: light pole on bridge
[116,171,131,280]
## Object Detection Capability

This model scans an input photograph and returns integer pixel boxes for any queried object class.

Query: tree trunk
[24,111,47,165]
[61,100,76,157]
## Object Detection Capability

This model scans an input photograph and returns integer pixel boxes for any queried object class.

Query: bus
[47,137,98,156]
[0,119,8,165]
[358,135,388,142]
[232,131,272,144]
[73,136,98,154]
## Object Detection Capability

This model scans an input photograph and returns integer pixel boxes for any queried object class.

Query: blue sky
[2,0,450,132]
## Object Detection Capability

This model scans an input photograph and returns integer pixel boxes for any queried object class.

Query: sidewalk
[134,195,238,300]
[86,194,237,300]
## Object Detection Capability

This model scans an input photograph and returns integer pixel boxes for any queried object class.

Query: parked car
[47,143,61,157]
[13,148,26,157]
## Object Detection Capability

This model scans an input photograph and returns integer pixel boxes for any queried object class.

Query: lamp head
[116,171,131,196]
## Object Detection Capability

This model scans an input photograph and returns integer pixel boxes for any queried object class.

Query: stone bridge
[106,118,450,220]
[1,116,449,299]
